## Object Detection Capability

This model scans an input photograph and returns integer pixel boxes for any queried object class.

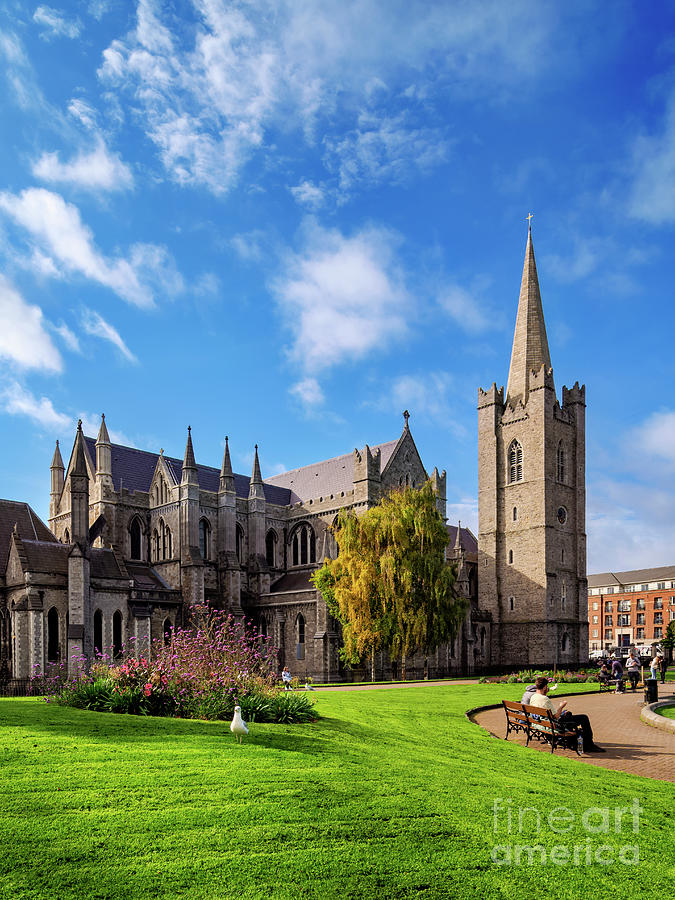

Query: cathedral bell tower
[477,224,588,668]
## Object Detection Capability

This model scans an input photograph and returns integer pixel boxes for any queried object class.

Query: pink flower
[143,683,153,697]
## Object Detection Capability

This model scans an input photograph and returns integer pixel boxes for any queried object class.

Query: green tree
[312,481,468,678]
[662,620,675,664]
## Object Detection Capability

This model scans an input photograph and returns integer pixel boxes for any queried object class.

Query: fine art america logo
[491,798,642,866]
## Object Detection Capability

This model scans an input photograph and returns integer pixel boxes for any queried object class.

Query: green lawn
[658,704,675,720]
[0,685,672,899]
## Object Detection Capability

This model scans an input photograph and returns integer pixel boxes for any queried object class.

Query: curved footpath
[471,685,675,782]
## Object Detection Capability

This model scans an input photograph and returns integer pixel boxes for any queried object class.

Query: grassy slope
[0,686,673,900]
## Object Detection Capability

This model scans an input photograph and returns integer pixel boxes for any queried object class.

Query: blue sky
[1,0,675,573]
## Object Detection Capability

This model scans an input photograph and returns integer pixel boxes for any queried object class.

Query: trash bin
[644,678,658,703]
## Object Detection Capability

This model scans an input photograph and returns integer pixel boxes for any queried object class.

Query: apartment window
[604,629,612,640]
[606,587,615,594]
[654,612,663,624]
[636,628,645,640]
[618,599,630,612]
[636,613,645,625]
[508,440,523,483]
[654,597,663,609]
[636,598,645,610]
[604,615,613,626]
[657,582,665,589]
[669,610,675,622]
[592,615,598,624]
[618,614,630,626]
[592,629,598,638]
[592,602,598,611]
[654,627,663,638]
[605,601,613,612]
[670,596,675,605]
[641,584,648,591]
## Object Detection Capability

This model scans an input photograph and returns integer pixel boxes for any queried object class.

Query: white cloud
[0,380,70,431]
[273,221,411,376]
[33,139,134,192]
[230,230,268,262]
[67,98,99,130]
[52,322,81,353]
[446,497,478,535]
[97,0,569,195]
[437,282,499,335]
[0,188,180,307]
[627,90,675,224]
[325,114,449,194]
[289,180,325,210]
[382,372,455,425]
[0,274,62,372]
[290,377,325,409]
[81,309,138,363]
[33,6,81,40]
[632,409,675,466]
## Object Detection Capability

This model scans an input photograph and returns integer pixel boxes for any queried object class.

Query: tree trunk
[401,654,406,681]
[370,646,375,682]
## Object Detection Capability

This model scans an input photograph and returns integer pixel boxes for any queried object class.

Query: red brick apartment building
[587,566,675,652]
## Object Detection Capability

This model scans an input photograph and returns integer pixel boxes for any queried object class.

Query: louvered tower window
[508,440,523,483]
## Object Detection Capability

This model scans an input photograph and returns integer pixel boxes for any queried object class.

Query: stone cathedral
[0,228,588,682]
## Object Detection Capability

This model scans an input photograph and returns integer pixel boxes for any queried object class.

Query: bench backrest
[502,700,529,731]
[522,703,557,735]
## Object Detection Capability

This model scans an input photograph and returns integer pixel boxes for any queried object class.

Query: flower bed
[478,669,599,684]
[31,607,316,723]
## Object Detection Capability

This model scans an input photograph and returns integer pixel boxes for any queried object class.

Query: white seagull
[230,705,249,744]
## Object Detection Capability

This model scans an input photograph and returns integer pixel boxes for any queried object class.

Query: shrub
[33,606,317,725]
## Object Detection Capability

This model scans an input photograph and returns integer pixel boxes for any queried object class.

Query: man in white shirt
[526,677,605,753]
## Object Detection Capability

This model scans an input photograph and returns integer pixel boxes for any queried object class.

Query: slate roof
[126,563,173,591]
[270,570,316,593]
[265,439,399,504]
[0,499,57,573]
[588,565,675,589]
[446,524,478,553]
[82,437,291,506]
[18,541,126,580]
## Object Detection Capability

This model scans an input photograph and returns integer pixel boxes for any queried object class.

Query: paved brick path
[472,685,675,782]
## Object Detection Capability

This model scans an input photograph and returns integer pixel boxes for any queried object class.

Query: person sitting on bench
[625,651,640,691]
[598,662,610,686]
[611,657,624,691]
[527,677,606,753]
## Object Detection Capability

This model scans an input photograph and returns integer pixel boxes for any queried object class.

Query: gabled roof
[265,439,399,504]
[446,524,478,553]
[82,437,291,506]
[588,565,675,589]
[15,540,126,580]
[0,500,57,573]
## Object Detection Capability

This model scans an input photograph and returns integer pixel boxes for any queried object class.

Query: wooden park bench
[502,700,581,754]
[599,677,626,693]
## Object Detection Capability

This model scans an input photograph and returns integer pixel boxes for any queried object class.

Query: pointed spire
[506,225,553,404]
[96,413,110,446]
[219,436,234,492]
[221,436,233,477]
[183,426,196,467]
[454,520,462,551]
[72,420,88,476]
[251,444,263,484]
[51,439,64,470]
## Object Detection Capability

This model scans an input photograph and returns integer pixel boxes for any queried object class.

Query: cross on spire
[403,410,410,429]
[526,212,534,229]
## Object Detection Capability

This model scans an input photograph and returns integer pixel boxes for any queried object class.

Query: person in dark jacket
[611,657,624,692]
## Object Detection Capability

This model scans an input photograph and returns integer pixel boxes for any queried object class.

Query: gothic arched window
[199,518,211,560]
[508,440,523,484]
[64,528,70,544]
[236,524,244,563]
[152,528,160,562]
[93,609,103,655]
[265,530,277,567]
[129,518,142,560]
[164,525,172,560]
[561,632,570,653]
[291,524,315,567]
[47,607,59,662]
[296,613,305,660]
[557,442,566,484]
[112,611,123,659]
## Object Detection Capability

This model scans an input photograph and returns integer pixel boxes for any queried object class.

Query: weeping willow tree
[312,481,468,678]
